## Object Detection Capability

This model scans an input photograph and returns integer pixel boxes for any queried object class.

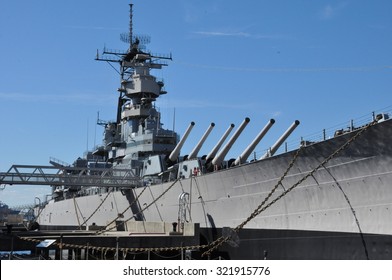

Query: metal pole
[9,235,14,260]
[59,234,63,260]
[116,237,119,260]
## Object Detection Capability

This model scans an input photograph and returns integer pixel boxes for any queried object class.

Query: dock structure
[0,165,141,188]
[1,221,201,260]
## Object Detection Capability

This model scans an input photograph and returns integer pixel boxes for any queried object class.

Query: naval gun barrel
[188,123,215,159]
[205,123,235,161]
[234,119,275,166]
[261,120,300,159]
[212,117,250,166]
[169,122,195,162]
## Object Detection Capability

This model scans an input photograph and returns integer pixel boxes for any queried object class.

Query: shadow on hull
[200,227,392,260]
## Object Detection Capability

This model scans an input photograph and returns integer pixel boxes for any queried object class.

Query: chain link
[17,235,209,255]
[80,188,114,228]
[202,119,378,257]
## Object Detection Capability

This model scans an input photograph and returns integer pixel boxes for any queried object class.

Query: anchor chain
[80,188,114,228]
[202,142,304,256]
[202,118,379,257]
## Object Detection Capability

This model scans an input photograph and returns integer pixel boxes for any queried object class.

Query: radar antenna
[120,3,150,50]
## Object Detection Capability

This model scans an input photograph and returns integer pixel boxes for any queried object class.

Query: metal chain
[202,119,378,257]
[236,146,304,232]
[80,188,113,227]
[17,235,209,255]
[322,165,369,259]
[202,142,304,256]
[72,195,82,228]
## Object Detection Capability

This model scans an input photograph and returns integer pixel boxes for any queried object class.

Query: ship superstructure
[94,3,176,180]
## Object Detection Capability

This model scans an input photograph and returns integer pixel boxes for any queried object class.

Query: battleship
[1,2,392,260]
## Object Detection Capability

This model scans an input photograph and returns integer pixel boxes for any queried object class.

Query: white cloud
[321,5,334,19]
[272,111,282,117]
[194,31,251,37]
[175,61,392,73]
[64,25,122,31]
[193,31,290,40]
[0,91,113,105]
[319,2,348,20]
[160,98,254,110]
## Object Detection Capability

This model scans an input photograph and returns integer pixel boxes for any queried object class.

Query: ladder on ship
[0,165,141,188]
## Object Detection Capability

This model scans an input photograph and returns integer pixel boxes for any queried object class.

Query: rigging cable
[147,182,164,222]
[96,185,148,234]
[322,165,369,260]
[72,195,82,229]
[193,176,209,228]
[97,178,180,234]
[80,188,113,227]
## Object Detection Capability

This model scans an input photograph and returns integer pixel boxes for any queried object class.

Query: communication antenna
[118,2,133,49]
[96,0,171,77]
[173,108,176,133]
[129,2,133,47]
[86,118,89,153]
[120,3,150,50]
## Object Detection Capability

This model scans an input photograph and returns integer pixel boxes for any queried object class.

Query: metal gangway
[0,165,141,188]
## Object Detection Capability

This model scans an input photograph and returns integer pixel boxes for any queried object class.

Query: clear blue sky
[1,0,391,207]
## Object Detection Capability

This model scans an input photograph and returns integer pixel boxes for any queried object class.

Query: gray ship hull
[35,118,392,259]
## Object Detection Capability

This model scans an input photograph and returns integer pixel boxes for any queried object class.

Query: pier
[1,221,201,260]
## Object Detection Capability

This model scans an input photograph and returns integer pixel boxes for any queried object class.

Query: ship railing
[49,157,71,167]
[301,107,391,143]
[91,144,106,153]
[151,52,172,60]
[6,203,36,211]
[83,150,109,162]
[101,47,126,56]
[252,106,392,160]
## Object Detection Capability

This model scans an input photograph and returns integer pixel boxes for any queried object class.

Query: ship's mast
[95,1,174,162]
[96,1,172,118]
[129,3,133,49]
